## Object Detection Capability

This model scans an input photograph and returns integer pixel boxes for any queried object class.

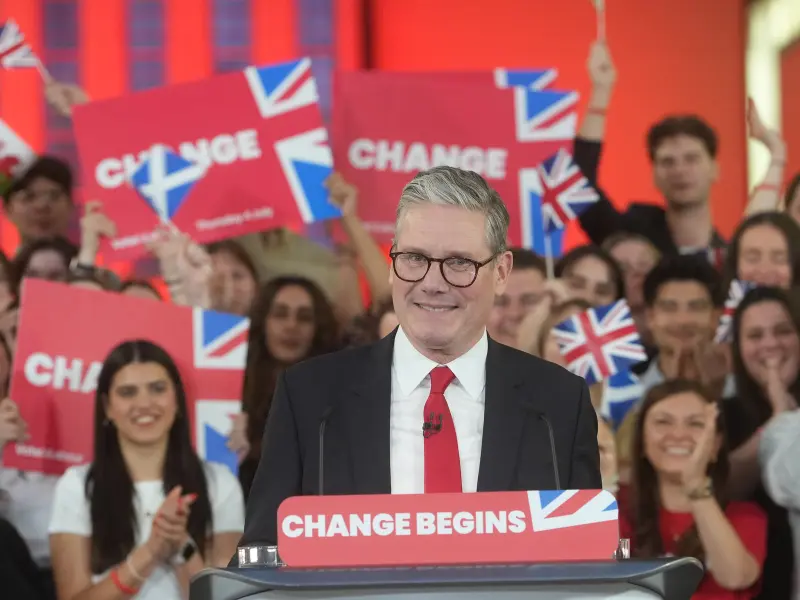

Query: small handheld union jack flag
[552,299,647,386]
[0,19,39,70]
[529,148,599,233]
[715,280,757,343]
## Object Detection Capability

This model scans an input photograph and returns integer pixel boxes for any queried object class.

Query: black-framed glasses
[389,251,496,288]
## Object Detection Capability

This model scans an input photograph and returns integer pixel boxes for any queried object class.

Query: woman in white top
[49,339,244,600]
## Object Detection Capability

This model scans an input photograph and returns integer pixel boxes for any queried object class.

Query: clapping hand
[681,403,719,493]
[764,357,796,415]
[145,486,198,561]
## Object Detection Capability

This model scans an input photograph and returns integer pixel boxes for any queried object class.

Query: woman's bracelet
[110,568,139,595]
[126,553,146,583]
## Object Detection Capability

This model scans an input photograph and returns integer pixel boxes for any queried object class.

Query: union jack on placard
[0,19,39,70]
[552,299,647,386]
[192,308,250,370]
[245,58,320,119]
[275,127,338,223]
[493,68,557,91]
[195,400,240,476]
[714,279,757,343]
[512,87,578,143]
[528,148,599,232]
[519,168,565,257]
[130,145,207,222]
[527,490,618,532]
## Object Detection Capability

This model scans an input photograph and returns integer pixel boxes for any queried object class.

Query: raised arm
[744,98,787,216]
[574,41,629,246]
[326,173,391,304]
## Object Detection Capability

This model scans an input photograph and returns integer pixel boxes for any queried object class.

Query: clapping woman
[48,340,243,600]
[622,379,767,598]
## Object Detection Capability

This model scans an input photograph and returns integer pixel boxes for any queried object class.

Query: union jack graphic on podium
[0,19,39,70]
[715,279,756,343]
[493,68,557,91]
[552,299,647,385]
[130,146,207,222]
[192,309,249,370]
[527,489,618,532]
[511,87,578,143]
[528,148,599,232]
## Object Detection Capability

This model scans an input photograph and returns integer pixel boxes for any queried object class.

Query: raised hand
[146,226,212,305]
[226,413,250,463]
[0,398,28,452]
[587,41,616,90]
[45,81,89,119]
[78,201,117,264]
[747,97,783,152]
[764,357,795,415]
[325,172,358,218]
[0,308,19,355]
[681,403,719,493]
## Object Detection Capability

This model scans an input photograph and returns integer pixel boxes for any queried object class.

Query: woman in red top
[620,379,768,599]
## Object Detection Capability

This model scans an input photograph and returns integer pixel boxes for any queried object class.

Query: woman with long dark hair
[723,287,800,599]
[622,379,766,597]
[233,276,339,498]
[48,340,243,600]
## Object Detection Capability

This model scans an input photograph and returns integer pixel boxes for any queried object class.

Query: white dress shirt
[390,326,487,494]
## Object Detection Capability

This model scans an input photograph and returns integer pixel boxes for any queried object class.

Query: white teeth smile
[664,447,691,456]
[134,416,156,425]
[418,305,453,312]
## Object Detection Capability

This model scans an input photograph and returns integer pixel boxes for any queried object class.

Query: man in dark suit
[238,166,601,547]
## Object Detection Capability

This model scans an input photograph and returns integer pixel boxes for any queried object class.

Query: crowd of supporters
[1,38,799,600]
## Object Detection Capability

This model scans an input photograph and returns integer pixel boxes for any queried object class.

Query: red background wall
[781,39,800,189]
[367,0,748,243]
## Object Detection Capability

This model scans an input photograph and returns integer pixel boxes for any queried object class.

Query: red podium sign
[277,489,619,568]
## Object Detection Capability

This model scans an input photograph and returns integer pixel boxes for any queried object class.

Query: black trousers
[0,517,50,600]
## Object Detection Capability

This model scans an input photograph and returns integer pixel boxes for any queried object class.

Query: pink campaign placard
[4,279,246,475]
[72,58,340,261]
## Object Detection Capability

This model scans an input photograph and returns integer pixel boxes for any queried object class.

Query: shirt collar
[393,326,488,400]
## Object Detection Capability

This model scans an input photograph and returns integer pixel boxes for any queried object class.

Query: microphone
[422,412,443,438]
[518,404,561,491]
[318,405,335,496]
[535,412,561,491]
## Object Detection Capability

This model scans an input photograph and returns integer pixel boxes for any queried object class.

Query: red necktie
[423,366,462,493]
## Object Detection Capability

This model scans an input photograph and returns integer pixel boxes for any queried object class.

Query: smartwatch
[172,537,198,565]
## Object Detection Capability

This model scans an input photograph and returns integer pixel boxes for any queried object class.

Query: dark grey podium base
[190,558,704,600]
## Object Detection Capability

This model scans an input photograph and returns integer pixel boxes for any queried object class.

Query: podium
[190,558,704,600]
[200,490,705,598]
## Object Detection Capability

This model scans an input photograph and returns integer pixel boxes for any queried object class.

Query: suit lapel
[477,339,528,491]
[341,331,395,494]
